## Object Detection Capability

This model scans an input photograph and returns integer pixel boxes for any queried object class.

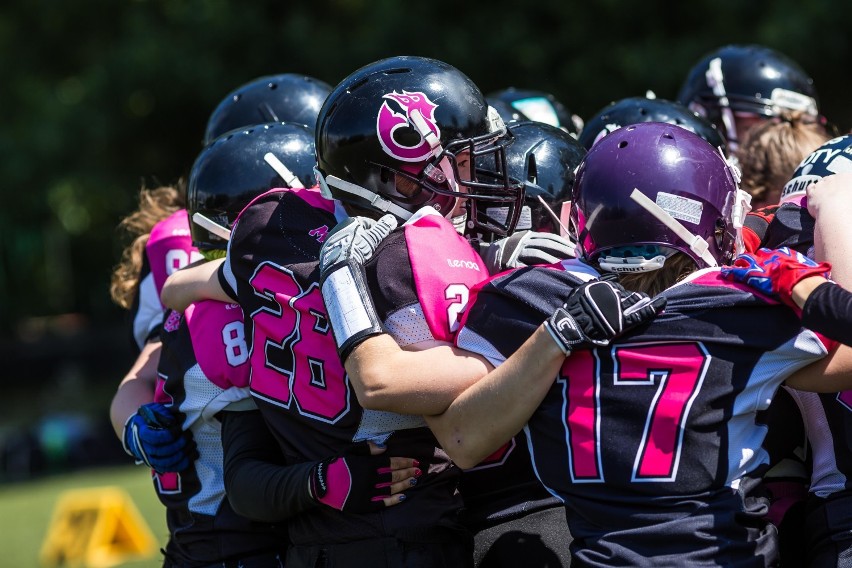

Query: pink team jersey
[133,209,202,349]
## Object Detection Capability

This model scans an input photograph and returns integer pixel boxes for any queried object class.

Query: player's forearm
[426,325,564,469]
[109,341,161,438]
[221,409,317,522]
[160,258,227,311]
[345,335,491,415]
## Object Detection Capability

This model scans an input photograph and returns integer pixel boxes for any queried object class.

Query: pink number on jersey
[560,343,708,483]
[248,262,350,423]
[185,300,250,390]
[558,351,602,482]
[614,343,708,481]
[405,214,487,341]
[147,209,200,299]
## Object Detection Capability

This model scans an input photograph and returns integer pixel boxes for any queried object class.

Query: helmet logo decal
[377,91,441,162]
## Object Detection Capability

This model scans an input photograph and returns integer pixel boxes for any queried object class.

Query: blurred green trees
[1,0,848,335]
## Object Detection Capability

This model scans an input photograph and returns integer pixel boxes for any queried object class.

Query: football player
[677,44,820,152]
[333,123,852,566]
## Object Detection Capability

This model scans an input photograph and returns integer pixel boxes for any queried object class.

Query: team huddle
[108,45,852,567]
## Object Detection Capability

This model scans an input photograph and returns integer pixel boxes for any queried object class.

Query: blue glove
[122,402,196,473]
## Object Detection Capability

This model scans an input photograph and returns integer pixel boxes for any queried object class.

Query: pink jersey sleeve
[405,214,488,342]
[184,300,251,390]
[146,209,201,299]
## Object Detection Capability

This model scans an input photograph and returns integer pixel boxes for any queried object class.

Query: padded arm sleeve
[221,409,318,522]
[801,281,852,346]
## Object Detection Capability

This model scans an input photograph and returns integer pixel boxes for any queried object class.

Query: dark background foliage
[0,0,848,402]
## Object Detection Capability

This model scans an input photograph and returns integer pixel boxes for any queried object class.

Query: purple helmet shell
[570,122,740,269]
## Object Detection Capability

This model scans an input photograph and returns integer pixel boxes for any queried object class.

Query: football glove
[721,247,831,308]
[308,442,414,514]
[122,402,197,474]
[544,279,667,355]
[319,214,398,362]
[481,230,576,274]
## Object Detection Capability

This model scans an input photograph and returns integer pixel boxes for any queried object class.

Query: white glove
[319,214,398,361]
[482,230,576,274]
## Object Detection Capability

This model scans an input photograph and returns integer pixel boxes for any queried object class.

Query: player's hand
[544,279,666,355]
[319,215,398,362]
[721,247,831,308]
[308,442,420,513]
[122,402,197,474]
[482,230,576,274]
[319,215,398,277]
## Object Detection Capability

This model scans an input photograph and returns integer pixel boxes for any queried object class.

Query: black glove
[122,402,197,473]
[307,443,398,514]
[319,214,398,362]
[482,230,576,274]
[544,279,667,355]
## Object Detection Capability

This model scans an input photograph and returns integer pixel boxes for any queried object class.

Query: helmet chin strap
[192,212,232,241]
[264,152,305,189]
[315,167,414,221]
[706,57,740,152]
[629,188,719,268]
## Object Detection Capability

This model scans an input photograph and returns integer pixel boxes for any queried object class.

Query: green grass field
[0,465,169,568]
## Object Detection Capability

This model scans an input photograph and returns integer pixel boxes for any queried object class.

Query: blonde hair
[615,253,697,297]
[736,111,831,206]
[110,183,185,309]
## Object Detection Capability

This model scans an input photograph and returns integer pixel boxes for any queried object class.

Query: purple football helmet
[570,122,743,271]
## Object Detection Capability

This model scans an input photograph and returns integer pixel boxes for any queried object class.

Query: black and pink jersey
[743,203,815,257]
[456,260,835,567]
[219,192,477,545]
[131,209,201,351]
[154,300,288,565]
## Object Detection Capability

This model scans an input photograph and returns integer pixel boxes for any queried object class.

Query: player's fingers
[387,475,420,495]
[387,466,421,486]
[388,457,417,470]
[366,441,387,456]
[380,493,408,508]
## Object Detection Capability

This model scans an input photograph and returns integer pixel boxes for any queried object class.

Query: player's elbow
[160,275,190,312]
[352,379,394,411]
[442,437,484,470]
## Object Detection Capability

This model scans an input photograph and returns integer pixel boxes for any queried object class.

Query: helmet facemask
[351,108,525,235]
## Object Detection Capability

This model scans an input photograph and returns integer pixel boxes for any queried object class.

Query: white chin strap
[264,152,305,189]
[192,212,232,241]
[316,169,414,221]
[629,189,719,268]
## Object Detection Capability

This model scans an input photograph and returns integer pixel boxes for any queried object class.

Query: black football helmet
[488,88,584,138]
[203,74,332,145]
[315,56,525,237]
[677,44,818,148]
[500,121,586,233]
[578,96,726,153]
[188,122,317,250]
[486,97,530,125]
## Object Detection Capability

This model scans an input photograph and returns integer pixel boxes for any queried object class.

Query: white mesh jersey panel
[352,303,434,442]
[180,363,230,516]
[384,304,434,347]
